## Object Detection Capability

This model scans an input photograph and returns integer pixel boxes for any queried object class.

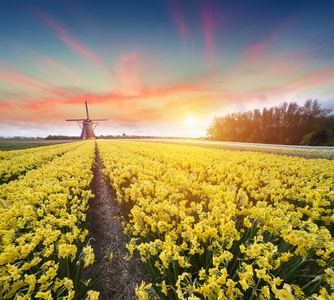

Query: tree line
[206,99,334,146]
[45,135,80,140]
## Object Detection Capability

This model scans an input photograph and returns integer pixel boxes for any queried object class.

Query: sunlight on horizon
[186,116,196,127]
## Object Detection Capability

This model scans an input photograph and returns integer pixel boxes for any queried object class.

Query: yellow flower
[217,268,228,285]
[58,243,70,258]
[199,268,206,280]
[244,217,252,228]
[7,264,21,280]
[135,281,152,300]
[92,140,334,300]
[46,265,59,280]
[86,290,100,300]
[261,286,270,299]
[291,284,305,298]
[272,277,283,286]
[35,290,52,299]
[255,268,266,279]
[63,277,74,290]
[66,290,75,300]
[161,280,168,296]
[24,274,37,291]
[316,287,332,299]
[83,245,95,267]
[274,284,295,300]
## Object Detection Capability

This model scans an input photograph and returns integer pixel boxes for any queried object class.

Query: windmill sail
[85,101,90,119]
[66,101,107,139]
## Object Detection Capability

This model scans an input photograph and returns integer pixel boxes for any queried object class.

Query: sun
[186,116,196,127]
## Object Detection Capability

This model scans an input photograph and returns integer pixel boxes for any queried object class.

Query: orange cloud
[20,90,128,112]
[1,43,230,129]
[9,72,223,125]
[0,101,14,111]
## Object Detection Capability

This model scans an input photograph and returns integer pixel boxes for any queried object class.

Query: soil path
[86,144,149,299]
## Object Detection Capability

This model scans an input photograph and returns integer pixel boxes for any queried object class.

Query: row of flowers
[0,142,83,185]
[97,140,334,300]
[0,141,99,300]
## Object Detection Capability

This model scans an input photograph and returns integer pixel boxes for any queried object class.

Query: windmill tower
[66,101,107,139]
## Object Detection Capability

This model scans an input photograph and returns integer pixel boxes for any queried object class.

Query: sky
[1,0,334,138]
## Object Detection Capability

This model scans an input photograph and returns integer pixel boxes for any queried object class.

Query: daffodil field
[0,143,85,185]
[97,140,334,300]
[1,139,334,300]
[0,141,98,300]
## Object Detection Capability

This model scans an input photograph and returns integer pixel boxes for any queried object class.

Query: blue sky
[1,0,334,137]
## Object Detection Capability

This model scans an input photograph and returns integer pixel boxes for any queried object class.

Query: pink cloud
[9,43,33,55]
[19,89,130,113]
[126,107,163,122]
[269,67,334,95]
[244,43,270,58]
[59,35,106,69]
[235,43,271,73]
[43,57,83,78]
[1,45,225,124]
[270,59,304,77]
[288,77,334,94]
[32,62,52,73]
[168,0,193,52]
[11,43,85,80]
[113,51,182,98]
[0,66,68,95]
[8,70,221,123]
[61,0,104,44]
[0,102,15,111]
[201,3,214,66]
[235,17,297,73]
[267,15,298,44]
[0,76,64,97]
[36,11,118,79]
[115,52,146,94]
[110,117,137,125]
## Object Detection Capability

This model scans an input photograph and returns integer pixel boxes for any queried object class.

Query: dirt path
[85,144,149,299]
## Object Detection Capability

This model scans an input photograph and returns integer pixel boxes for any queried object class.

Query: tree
[206,99,332,145]
[283,102,303,144]
[273,102,287,143]
[206,117,224,140]
[300,99,332,136]
[301,128,330,146]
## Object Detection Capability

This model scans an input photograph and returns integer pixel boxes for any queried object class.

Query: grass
[0,140,73,151]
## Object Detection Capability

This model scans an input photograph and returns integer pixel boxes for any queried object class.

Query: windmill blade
[66,119,85,121]
[85,101,90,119]
[91,119,108,121]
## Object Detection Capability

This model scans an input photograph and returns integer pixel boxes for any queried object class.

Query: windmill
[66,101,108,139]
